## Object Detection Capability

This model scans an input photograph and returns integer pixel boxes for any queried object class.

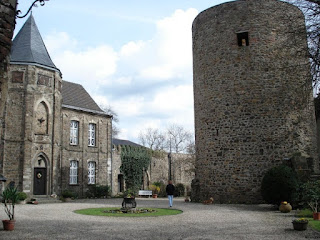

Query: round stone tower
[192,0,318,203]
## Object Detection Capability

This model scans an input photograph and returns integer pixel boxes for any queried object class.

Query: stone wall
[61,108,112,197]
[0,0,17,190]
[192,0,318,203]
[111,147,194,196]
[3,64,62,195]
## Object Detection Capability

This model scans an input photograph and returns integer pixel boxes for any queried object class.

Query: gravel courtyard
[1,198,320,240]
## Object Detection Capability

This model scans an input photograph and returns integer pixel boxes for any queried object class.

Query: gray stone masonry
[61,108,112,197]
[192,0,318,203]
[0,0,17,192]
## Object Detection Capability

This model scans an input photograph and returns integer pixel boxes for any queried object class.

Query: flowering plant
[292,218,309,223]
[149,184,160,194]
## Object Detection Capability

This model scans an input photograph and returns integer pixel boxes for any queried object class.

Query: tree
[138,124,194,153]
[100,104,120,137]
[138,128,166,151]
[166,124,193,153]
[286,0,320,91]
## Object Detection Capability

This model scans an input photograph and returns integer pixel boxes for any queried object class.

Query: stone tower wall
[0,0,17,188]
[3,64,62,195]
[192,0,318,203]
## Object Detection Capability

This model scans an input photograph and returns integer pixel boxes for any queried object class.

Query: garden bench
[138,190,152,198]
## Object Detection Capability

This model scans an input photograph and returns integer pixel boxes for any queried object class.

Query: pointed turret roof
[10,14,60,74]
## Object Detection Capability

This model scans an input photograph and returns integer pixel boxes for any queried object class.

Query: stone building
[111,138,194,196]
[192,0,318,203]
[0,0,17,183]
[0,15,112,197]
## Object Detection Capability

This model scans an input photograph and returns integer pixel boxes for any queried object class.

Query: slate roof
[10,14,60,73]
[112,138,143,147]
[10,15,107,116]
[62,80,108,115]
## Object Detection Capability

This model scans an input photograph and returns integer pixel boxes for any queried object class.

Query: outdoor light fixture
[16,0,49,18]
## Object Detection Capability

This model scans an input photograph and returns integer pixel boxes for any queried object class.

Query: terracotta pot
[2,220,15,231]
[279,203,292,213]
[313,212,320,220]
[152,194,158,198]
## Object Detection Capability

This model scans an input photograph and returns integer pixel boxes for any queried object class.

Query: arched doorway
[118,174,124,193]
[33,155,47,195]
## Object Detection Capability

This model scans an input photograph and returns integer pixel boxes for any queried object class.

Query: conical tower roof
[10,14,60,74]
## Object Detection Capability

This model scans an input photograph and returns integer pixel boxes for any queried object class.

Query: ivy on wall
[120,145,152,193]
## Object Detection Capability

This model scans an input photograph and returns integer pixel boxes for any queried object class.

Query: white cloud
[138,8,198,80]
[120,41,145,57]
[44,33,119,92]
[44,31,78,53]
[45,8,198,142]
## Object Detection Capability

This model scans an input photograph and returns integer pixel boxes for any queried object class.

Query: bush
[261,165,299,205]
[61,190,76,199]
[86,185,110,198]
[158,183,167,197]
[300,180,320,212]
[174,183,185,197]
[17,192,28,201]
[149,184,160,194]
[152,182,161,187]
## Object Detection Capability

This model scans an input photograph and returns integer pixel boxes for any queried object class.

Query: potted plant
[61,190,75,202]
[122,189,136,208]
[1,185,19,231]
[149,184,160,198]
[17,192,28,204]
[292,218,308,231]
[301,180,320,220]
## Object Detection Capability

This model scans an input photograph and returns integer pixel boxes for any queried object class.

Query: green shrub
[17,192,28,201]
[261,165,299,205]
[86,185,110,198]
[300,180,320,212]
[174,183,185,197]
[61,190,76,199]
[152,182,161,187]
[158,183,167,197]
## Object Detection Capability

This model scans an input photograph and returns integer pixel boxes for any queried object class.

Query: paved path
[1,198,320,240]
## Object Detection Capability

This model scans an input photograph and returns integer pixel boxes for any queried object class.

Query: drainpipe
[51,74,56,196]
[109,117,113,195]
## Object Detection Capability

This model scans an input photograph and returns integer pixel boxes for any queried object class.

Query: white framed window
[88,123,96,147]
[70,120,79,145]
[69,160,78,185]
[88,161,96,185]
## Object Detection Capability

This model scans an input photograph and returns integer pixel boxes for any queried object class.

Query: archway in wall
[118,174,124,193]
[33,154,48,195]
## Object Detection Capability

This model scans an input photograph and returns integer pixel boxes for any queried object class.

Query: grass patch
[74,207,182,217]
[309,219,320,232]
[296,209,313,218]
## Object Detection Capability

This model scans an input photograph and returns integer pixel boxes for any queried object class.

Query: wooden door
[34,168,46,195]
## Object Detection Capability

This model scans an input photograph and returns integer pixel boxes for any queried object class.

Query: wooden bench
[138,190,152,198]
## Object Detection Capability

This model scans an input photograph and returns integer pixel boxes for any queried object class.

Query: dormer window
[237,31,249,46]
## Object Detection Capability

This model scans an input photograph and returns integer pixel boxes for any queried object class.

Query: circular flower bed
[74,207,182,217]
[104,208,156,214]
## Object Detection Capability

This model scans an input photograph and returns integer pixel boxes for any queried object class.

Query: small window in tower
[237,31,249,46]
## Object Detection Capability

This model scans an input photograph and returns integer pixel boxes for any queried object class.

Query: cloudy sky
[14,0,229,142]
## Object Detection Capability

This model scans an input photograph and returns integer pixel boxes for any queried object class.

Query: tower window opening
[237,32,249,46]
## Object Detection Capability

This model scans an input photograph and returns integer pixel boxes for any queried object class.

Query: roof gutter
[62,104,112,117]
